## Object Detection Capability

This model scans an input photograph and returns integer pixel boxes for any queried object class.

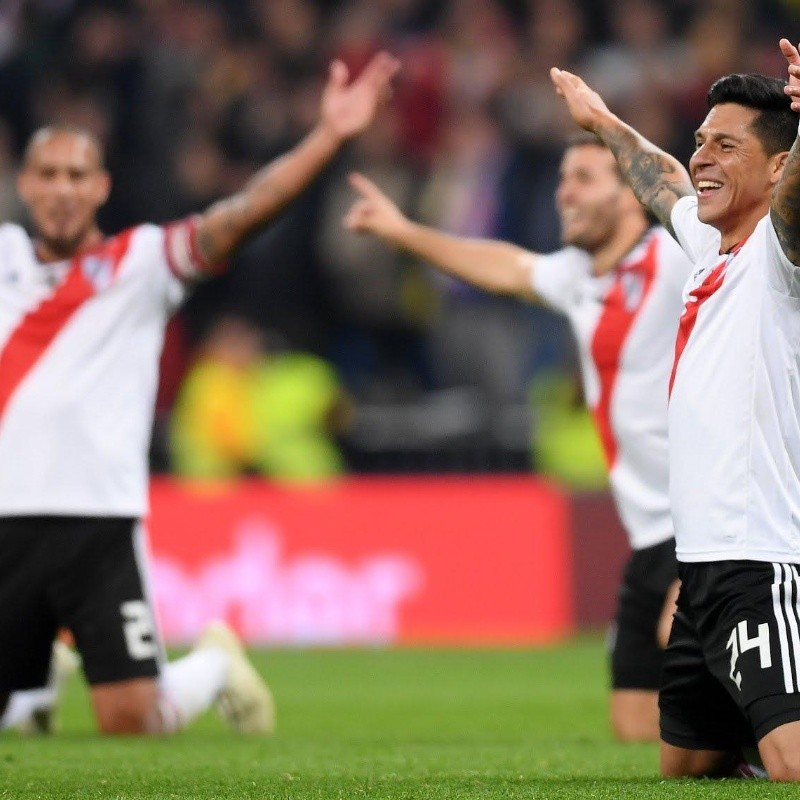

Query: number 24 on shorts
[727,620,772,691]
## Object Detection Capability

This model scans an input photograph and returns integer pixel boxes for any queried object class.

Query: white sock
[0,688,55,730]
[158,647,229,730]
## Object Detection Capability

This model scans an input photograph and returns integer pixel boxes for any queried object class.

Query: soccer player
[0,51,399,735]
[551,38,800,781]
[343,134,693,742]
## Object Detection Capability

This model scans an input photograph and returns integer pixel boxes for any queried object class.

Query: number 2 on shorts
[120,600,158,660]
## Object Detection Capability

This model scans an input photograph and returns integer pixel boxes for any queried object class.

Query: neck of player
[35,225,105,264]
[591,215,649,277]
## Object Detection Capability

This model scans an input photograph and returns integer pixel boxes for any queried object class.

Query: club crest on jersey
[80,254,115,291]
[619,270,644,311]
[1,267,19,285]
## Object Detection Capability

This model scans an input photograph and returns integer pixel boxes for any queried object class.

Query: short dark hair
[707,73,798,156]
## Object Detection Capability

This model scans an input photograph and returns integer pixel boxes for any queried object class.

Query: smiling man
[0,51,399,736]
[551,39,800,781]
[343,133,694,742]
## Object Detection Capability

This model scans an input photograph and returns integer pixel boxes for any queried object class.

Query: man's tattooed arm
[770,142,800,267]
[602,124,694,238]
[196,126,340,265]
[191,51,400,266]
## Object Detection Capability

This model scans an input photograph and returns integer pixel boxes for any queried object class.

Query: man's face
[17,131,110,257]
[689,103,778,234]
[555,144,631,252]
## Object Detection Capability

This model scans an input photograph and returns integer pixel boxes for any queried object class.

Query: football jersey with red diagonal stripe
[531,227,692,550]
[668,195,800,563]
[0,220,207,516]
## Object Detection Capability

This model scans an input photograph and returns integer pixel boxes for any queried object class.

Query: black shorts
[660,560,800,749]
[0,516,163,691]
[609,537,678,691]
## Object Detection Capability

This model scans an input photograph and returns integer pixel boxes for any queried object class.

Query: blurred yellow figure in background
[529,369,608,491]
[170,316,351,483]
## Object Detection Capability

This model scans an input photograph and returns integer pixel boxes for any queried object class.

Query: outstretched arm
[343,172,541,301]
[550,68,693,236]
[194,52,399,266]
[771,39,800,266]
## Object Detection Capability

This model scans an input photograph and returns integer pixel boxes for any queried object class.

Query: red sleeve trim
[163,216,224,281]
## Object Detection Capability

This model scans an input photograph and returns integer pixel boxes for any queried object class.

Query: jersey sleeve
[125,222,212,313]
[529,247,591,312]
[670,195,720,263]
[163,216,221,282]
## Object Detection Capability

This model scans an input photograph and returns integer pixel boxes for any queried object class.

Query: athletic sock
[0,688,55,730]
[157,646,230,730]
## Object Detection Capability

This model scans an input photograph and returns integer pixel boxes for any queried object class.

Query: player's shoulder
[539,246,592,273]
[650,224,691,257]
[112,222,163,246]
[0,221,32,246]
[107,223,169,263]
[647,224,695,278]
[0,223,36,269]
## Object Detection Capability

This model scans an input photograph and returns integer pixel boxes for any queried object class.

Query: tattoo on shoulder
[771,146,800,266]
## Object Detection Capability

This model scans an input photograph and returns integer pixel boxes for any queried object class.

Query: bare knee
[91,678,162,735]
[763,760,800,782]
[660,743,737,778]
[610,690,659,742]
[759,722,800,781]
[612,713,658,742]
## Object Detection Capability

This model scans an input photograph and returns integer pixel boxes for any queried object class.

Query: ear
[16,170,32,204]
[94,169,112,206]
[620,184,641,214]
[770,151,790,186]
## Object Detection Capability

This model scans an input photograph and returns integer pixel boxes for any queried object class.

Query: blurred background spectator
[169,315,351,482]
[1,0,796,480]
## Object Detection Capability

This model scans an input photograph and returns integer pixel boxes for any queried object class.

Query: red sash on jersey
[0,230,133,424]
[668,237,747,398]
[590,236,658,468]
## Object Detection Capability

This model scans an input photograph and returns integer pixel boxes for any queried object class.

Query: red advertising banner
[146,477,573,646]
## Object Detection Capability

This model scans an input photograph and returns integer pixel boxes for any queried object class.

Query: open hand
[780,38,800,114]
[550,67,612,133]
[320,52,401,142]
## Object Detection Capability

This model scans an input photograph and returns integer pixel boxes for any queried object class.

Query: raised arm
[194,52,399,266]
[550,68,693,236]
[343,172,541,301]
[771,39,800,266]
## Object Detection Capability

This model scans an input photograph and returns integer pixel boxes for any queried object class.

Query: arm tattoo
[198,181,287,264]
[196,199,247,265]
[604,128,693,237]
[771,143,800,266]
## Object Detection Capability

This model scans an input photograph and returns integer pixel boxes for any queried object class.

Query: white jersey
[0,220,207,517]
[531,227,692,550]
[669,196,800,563]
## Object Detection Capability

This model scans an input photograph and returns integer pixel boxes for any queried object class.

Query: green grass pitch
[0,636,790,798]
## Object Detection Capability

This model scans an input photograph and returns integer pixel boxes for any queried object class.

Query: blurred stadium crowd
[0,0,796,478]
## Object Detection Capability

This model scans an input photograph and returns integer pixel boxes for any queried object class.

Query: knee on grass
[760,742,800,781]
[92,678,165,735]
[659,746,738,779]
[611,714,658,743]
